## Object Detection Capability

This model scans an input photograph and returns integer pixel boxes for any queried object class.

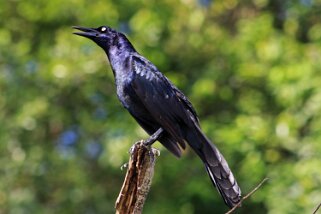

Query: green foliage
[1,0,321,213]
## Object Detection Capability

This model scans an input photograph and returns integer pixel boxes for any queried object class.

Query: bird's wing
[172,86,200,125]
[130,55,197,144]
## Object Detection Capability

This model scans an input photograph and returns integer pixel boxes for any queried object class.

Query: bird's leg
[144,127,164,146]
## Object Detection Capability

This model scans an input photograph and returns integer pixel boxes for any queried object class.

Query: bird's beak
[72,26,99,38]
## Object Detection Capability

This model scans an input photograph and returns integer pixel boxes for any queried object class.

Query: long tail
[186,126,241,208]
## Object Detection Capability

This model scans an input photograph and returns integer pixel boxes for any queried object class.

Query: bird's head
[73,25,118,49]
[73,25,135,53]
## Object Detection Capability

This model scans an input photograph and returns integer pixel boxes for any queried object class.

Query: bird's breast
[114,72,135,109]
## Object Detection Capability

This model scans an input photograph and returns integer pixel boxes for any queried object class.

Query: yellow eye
[101,27,107,32]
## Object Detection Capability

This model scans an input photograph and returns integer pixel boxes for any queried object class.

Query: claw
[151,148,161,156]
[129,144,137,154]
[120,162,129,171]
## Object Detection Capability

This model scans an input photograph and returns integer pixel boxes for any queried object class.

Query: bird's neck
[106,37,136,78]
[106,34,135,56]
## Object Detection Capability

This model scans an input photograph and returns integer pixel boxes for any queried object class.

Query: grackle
[73,25,241,207]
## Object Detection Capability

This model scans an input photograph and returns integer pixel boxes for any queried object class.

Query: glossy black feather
[73,25,241,208]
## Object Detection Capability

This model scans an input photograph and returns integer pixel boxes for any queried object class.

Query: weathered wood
[115,141,159,214]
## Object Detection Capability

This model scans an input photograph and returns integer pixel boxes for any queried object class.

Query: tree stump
[115,141,159,214]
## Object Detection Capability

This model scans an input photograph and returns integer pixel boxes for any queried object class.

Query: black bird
[73,25,241,207]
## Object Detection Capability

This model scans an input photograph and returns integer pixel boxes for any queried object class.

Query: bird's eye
[101,27,107,32]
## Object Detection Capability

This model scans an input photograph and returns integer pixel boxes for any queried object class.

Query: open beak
[72,26,99,38]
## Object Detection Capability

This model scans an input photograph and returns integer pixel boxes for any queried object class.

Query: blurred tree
[1,0,321,213]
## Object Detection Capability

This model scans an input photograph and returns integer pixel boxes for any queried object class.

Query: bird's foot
[151,148,161,157]
[120,162,128,171]
[129,143,137,154]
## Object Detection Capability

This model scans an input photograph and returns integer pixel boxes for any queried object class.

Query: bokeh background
[1,0,321,213]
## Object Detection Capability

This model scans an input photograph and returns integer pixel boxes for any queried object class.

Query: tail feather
[205,156,241,207]
[186,126,241,208]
